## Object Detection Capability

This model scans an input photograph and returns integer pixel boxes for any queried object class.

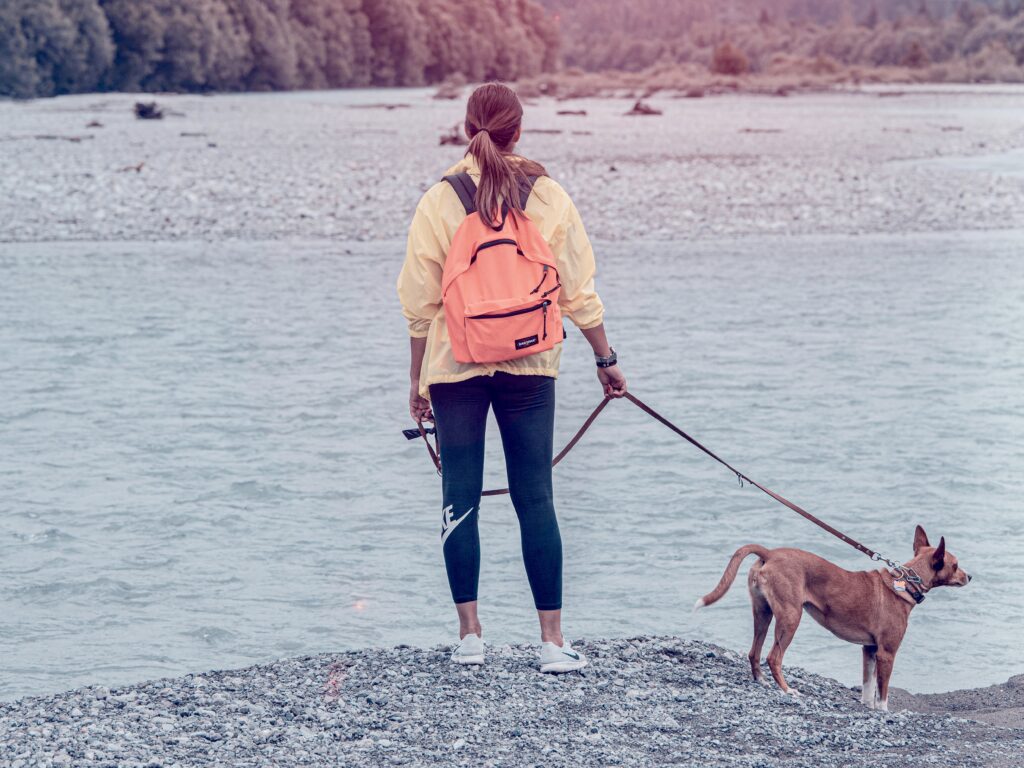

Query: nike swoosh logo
[562,650,580,660]
[441,504,475,546]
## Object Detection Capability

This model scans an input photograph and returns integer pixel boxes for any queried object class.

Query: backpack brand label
[515,335,539,350]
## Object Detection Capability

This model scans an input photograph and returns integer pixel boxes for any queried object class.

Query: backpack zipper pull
[530,265,549,294]
[542,300,550,340]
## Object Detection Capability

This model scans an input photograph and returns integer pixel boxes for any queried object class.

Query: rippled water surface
[2,232,1021,700]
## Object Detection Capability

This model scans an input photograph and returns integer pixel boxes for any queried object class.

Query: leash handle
[417,419,441,477]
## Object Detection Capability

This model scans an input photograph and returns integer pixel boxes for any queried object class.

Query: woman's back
[399,152,604,399]
[397,82,625,674]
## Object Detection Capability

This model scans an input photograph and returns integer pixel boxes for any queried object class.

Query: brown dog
[695,526,970,710]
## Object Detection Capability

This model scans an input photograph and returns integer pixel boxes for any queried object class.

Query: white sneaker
[539,638,588,673]
[450,633,484,665]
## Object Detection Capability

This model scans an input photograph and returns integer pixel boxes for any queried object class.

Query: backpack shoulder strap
[443,172,477,215]
[444,172,538,220]
[519,175,538,210]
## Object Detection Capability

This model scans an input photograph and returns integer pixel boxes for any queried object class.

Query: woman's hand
[409,378,433,423]
[597,364,627,398]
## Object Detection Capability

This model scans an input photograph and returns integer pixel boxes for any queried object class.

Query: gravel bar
[2,636,1020,767]
[2,88,1024,244]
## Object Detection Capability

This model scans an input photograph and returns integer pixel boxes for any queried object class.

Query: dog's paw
[784,687,801,697]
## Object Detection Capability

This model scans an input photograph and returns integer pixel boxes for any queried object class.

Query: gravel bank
[2,636,1020,767]
[2,86,1023,244]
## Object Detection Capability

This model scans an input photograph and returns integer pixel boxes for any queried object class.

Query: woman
[397,82,626,673]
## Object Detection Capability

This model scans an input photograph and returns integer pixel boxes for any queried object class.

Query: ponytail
[461,82,547,229]
[467,129,525,228]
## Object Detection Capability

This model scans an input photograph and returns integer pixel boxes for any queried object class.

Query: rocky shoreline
[2,636,1020,767]
[2,87,1023,244]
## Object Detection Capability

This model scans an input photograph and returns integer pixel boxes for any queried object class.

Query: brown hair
[463,82,547,228]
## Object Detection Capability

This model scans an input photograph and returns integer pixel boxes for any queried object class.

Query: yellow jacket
[398,154,604,399]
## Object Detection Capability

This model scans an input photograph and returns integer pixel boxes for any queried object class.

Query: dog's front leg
[861,646,877,708]
[874,650,895,712]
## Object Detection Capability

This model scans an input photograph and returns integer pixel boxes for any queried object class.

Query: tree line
[0,0,559,98]
[4,0,1022,98]
[543,0,1024,76]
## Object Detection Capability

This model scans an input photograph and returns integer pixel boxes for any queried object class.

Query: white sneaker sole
[540,658,588,674]
[451,654,484,666]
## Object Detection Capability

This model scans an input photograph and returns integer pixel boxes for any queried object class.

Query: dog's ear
[913,525,930,554]
[931,536,946,570]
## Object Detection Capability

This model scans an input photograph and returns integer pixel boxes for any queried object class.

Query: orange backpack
[441,172,563,364]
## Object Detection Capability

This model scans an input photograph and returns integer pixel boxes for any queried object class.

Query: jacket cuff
[573,307,605,331]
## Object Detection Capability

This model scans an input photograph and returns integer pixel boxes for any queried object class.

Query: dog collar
[887,566,926,604]
[891,577,926,604]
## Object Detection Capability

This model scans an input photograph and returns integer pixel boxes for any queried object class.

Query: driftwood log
[625,100,662,116]
[439,124,467,146]
[134,102,164,120]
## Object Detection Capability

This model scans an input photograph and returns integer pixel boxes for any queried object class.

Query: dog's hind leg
[861,646,877,708]
[748,576,773,684]
[765,605,802,695]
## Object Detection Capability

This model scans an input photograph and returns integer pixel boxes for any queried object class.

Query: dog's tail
[694,544,772,611]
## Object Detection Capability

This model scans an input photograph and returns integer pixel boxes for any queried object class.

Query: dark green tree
[362,0,428,85]
[0,3,42,97]
[0,0,559,97]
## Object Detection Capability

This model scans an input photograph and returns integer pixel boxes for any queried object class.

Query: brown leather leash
[413,391,922,592]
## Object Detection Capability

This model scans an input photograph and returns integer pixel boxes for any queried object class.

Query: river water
[2,230,1021,700]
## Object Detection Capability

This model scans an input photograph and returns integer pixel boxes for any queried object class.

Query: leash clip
[873,552,924,587]
[736,472,744,488]
[902,566,923,585]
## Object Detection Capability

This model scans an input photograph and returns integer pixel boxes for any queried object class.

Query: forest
[1,0,1023,98]
[0,0,557,98]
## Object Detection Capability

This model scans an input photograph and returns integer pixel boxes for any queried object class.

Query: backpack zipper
[530,266,549,294]
[472,299,550,320]
[470,238,521,265]
[541,280,561,299]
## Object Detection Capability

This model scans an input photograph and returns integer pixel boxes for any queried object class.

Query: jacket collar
[444,152,529,178]
[444,153,480,177]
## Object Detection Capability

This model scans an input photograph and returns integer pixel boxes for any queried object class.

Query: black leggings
[429,372,562,611]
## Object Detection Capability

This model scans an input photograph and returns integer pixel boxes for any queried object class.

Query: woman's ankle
[537,608,562,646]
[455,600,481,639]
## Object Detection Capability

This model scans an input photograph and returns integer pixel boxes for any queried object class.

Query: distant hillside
[540,0,1024,76]
[542,0,1014,27]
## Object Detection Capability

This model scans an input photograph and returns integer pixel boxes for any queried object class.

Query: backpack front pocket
[463,296,554,363]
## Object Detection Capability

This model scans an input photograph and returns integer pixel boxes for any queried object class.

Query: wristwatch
[595,348,617,368]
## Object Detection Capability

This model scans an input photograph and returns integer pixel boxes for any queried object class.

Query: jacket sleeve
[397,198,445,338]
[553,196,605,330]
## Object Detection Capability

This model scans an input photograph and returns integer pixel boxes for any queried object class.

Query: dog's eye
[952,564,958,572]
